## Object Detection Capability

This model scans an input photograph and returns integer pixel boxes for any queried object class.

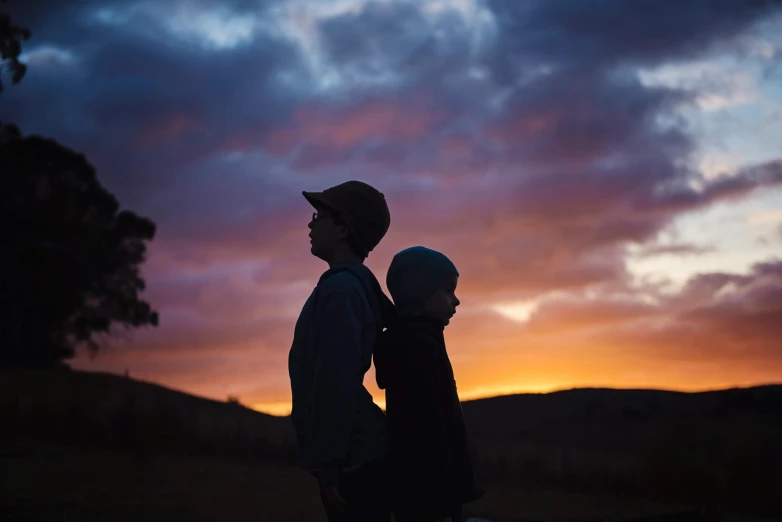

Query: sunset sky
[5,0,782,415]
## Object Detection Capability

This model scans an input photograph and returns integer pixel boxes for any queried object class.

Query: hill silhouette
[0,365,295,462]
[2,368,780,519]
[462,386,782,517]
[462,385,782,444]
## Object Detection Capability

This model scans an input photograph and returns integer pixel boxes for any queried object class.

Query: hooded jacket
[374,315,483,516]
[288,260,395,486]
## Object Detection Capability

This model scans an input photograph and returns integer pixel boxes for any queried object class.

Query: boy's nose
[454,295,460,307]
[308,220,315,230]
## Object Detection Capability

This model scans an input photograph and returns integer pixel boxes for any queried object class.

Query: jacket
[374,315,484,516]
[288,261,394,486]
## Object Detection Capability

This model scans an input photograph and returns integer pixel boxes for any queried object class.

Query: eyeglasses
[312,212,334,222]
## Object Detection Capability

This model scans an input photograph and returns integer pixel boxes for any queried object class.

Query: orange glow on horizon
[249,378,782,417]
[251,402,294,417]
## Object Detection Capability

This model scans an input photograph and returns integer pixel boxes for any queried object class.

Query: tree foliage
[0,124,159,365]
[0,0,30,93]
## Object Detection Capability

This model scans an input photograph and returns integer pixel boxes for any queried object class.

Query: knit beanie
[386,246,459,316]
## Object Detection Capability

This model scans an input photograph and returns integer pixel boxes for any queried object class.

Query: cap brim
[303,191,339,212]
[303,191,327,208]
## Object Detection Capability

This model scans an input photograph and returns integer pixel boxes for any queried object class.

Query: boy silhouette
[375,246,484,522]
[288,180,394,522]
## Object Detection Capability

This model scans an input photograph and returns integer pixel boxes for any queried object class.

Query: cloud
[487,0,778,70]
[5,0,782,408]
[633,243,717,258]
[19,45,79,68]
[262,92,451,170]
[4,0,318,272]
[586,259,782,360]
[748,208,782,226]
[443,258,782,395]
[524,295,660,335]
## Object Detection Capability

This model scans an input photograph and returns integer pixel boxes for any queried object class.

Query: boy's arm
[394,335,453,517]
[309,288,365,487]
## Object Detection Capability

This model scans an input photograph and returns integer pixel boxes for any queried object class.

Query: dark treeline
[0,123,159,367]
[1,1,158,369]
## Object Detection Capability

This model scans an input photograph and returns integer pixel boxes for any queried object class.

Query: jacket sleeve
[393,333,453,516]
[309,289,365,487]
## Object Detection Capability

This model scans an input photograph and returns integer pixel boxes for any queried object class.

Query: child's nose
[453,295,460,307]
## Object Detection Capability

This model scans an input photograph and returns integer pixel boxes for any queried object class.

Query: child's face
[308,206,349,261]
[421,275,460,326]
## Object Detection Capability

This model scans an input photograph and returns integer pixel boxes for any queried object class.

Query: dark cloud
[318,0,472,88]
[259,2,782,306]
[7,0,273,44]
[319,2,430,70]
[4,0,782,403]
[488,69,692,169]
[487,0,778,72]
[634,159,782,215]
[5,0,310,260]
[5,0,102,39]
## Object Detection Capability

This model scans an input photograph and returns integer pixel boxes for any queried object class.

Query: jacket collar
[395,314,445,331]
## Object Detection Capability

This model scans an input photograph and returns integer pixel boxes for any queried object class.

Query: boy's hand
[322,485,348,518]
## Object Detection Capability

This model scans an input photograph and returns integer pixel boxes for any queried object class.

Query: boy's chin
[310,245,327,261]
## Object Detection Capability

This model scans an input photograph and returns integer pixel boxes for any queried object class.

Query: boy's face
[308,206,349,261]
[421,275,460,326]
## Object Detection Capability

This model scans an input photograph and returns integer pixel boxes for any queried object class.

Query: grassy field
[0,438,324,522]
[0,365,293,446]
[0,438,744,522]
[4,438,781,522]
[465,387,782,517]
[1,367,780,521]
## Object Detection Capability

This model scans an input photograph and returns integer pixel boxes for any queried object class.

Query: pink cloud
[26,0,779,410]
[134,113,204,146]
[263,93,449,166]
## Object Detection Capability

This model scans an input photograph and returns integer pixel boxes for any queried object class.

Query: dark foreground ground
[1,367,780,521]
[1,438,777,522]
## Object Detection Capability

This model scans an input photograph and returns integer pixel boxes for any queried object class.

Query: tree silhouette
[0,124,159,365]
[0,0,30,93]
